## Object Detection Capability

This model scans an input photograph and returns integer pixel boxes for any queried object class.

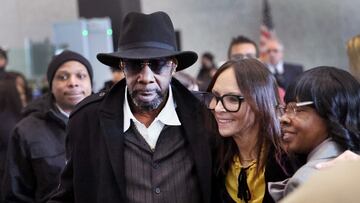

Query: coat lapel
[172,80,213,203]
[98,80,127,200]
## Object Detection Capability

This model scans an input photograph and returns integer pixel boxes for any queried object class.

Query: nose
[137,64,155,83]
[214,100,226,112]
[67,75,79,87]
[280,114,291,126]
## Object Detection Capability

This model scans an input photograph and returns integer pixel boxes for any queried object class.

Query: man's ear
[172,58,178,75]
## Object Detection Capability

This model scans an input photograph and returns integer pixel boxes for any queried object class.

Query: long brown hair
[207,58,283,175]
[0,79,23,116]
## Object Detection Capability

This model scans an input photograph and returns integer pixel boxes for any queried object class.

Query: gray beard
[130,89,164,111]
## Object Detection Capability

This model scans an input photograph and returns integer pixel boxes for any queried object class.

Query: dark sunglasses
[120,58,176,75]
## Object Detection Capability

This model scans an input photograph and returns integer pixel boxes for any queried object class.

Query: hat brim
[97,48,198,71]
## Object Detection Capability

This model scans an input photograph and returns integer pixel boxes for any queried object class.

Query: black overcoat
[49,79,218,203]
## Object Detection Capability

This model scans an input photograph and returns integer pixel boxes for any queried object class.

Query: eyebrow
[56,70,87,75]
[211,89,242,96]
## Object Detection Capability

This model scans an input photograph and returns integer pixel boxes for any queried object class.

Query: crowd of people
[0,11,360,203]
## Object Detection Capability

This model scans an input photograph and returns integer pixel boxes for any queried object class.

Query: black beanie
[47,50,93,89]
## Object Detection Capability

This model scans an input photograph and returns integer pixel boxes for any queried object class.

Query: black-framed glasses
[202,93,245,112]
[276,101,314,118]
[120,58,176,75]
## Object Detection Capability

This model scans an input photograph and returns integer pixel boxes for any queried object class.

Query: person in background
[227,35,285,103]
[346,34,360,81]
[227,35,258,60]
[174,71,199,91]
[101,66,125,91]
[268,66,360,201]
[196,52,217,91]
[7,71,32,106]
[0,79,24,196]
[49,11,218,203]
[264,40,303,90]
[1,50,93,203]
[205,58,291,203]
[0,47,11,80]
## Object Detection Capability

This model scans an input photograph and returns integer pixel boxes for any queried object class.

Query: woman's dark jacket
[1,94,68,203]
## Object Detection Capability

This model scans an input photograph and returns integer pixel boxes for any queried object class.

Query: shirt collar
[267,61,284,74]
[123,85,181,132]
[55,103,70,118]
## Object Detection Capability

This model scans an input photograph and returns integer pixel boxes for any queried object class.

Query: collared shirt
[267,61,284,75]
[226,155,265,203]
[123,86,181,150]
[55,103,70,118]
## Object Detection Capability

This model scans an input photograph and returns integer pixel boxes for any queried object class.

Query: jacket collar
[307,138,343,162]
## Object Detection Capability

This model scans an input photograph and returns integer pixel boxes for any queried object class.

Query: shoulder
[70,91,107,118]
[287,162,318,188]
[284,62,303,71]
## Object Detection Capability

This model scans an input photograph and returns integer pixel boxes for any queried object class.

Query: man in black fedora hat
[49,11,218,203]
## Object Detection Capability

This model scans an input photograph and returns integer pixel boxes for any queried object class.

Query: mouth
[64,92,85,99]
[135,89,158,101]
[215,117,234,126]
[281,130,296,143]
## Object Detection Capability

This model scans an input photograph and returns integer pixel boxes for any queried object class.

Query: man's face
[230,43,257,59]
[51,61,92,113]
[121,58,176,112]
[266,41,284,65]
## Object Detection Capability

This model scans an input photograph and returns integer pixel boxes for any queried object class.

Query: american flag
[259,0,277,61]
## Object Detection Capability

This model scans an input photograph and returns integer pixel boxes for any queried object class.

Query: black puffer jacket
[1,93,68,203]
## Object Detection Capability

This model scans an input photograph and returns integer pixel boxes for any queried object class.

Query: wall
[141,0,360,76]
[0,0,78,73]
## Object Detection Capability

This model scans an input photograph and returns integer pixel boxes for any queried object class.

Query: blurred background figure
[0,47,11,80]
[174,71,199,91]
[196,52,217,91]
[0,79,24,189]
[228,35,259,60]
[346,34,360,81]
[100,66,125,91]
[227,35,285,102]
[7,71,32,107]
[264,40,303,90]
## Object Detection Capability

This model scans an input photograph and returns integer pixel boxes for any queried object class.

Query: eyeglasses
[267,49,280,54]
[231,53,256,60]
[120,58,176,75]
[276,101,314,118]
[203,93,245,112]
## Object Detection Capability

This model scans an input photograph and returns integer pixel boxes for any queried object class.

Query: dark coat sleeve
[47,119,75,203]
[1,127,36,202]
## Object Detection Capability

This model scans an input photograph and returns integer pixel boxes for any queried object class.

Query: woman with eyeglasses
[268,66,360,201]
[206,58,292,203]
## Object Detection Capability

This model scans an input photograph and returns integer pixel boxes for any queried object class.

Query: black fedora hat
[97,11,198,71]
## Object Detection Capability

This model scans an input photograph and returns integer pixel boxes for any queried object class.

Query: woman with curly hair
[269,66,360,201]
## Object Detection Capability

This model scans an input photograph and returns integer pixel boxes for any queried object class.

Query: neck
[133,108,161,127]
[130,94,168,128]
[55,103,72,117]
[233,123,259,163]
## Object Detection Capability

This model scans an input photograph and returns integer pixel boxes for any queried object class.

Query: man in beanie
[49,12,218,203]
[1,50,92,202]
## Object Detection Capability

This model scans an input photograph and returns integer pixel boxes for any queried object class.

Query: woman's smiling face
[211,67,256,137]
